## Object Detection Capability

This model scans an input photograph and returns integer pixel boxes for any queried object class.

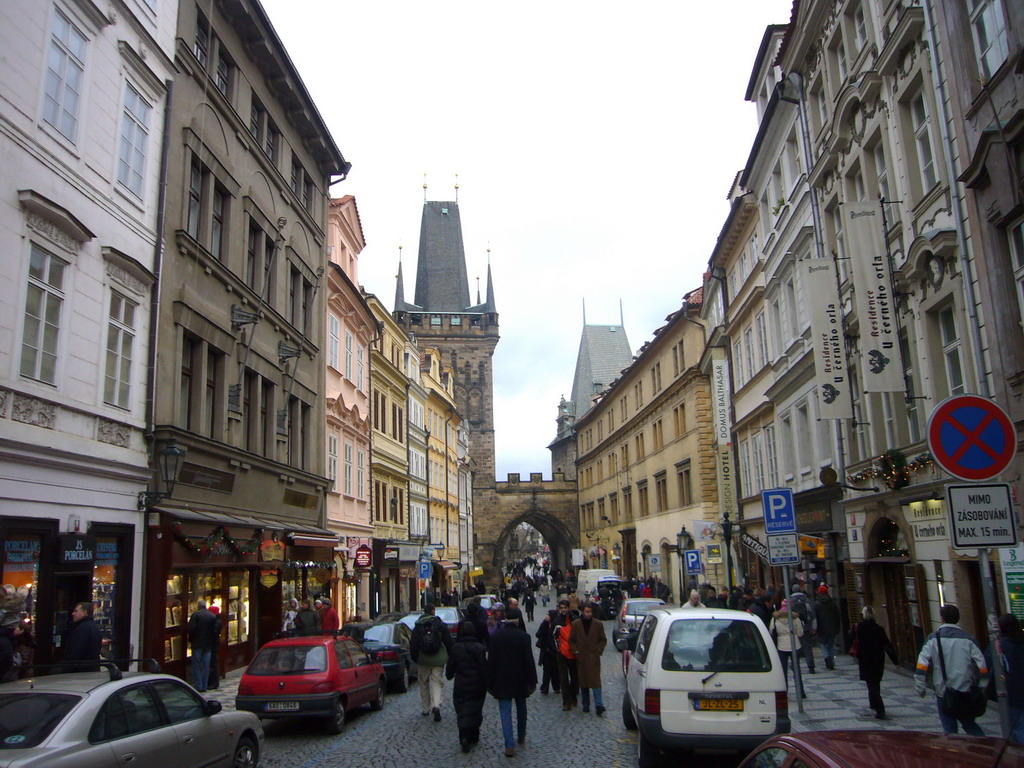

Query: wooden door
[880,564,914,666]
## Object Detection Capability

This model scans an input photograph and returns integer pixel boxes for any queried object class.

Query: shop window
[872,518,909,558]
[164,570,185,663]
[2,534,41,626]
[92,537,120,658]
[227,572,249,645]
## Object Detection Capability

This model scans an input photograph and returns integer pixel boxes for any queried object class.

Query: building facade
[0,0,179,667]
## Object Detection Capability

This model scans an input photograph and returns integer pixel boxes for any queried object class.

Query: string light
[847,451,934,490]
[172,523,262,557]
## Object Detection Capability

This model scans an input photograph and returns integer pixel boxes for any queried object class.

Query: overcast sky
[259,0,793,479]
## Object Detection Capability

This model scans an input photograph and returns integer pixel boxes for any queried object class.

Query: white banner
[711,350,731,447]
[803,258,853,418]
[845,201,902,392]
[692,520,719,542]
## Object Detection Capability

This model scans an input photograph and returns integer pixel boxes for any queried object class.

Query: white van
[622,607,790,766]
[575,568,620,599]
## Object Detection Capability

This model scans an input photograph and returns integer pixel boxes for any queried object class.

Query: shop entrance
[52,572,91,662]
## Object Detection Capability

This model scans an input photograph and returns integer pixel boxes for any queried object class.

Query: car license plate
[266,701,300,712]
[694,698,743,711]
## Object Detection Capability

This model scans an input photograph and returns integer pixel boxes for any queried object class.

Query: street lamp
[676,525,689,606]
[721,511,735,592]
[138,438,187,510]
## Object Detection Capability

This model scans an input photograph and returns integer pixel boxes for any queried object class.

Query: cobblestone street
[201,612,1006,768]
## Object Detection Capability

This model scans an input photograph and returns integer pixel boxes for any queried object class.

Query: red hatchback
[235,634,386,734]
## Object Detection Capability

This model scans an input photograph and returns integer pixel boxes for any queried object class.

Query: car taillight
[775,690,788,714]
[310,681,335,693]
[620,605,627,620]
[377,650,399,661]
[643,689,661,716]
[237,681,253,696]
[450,625,458,636]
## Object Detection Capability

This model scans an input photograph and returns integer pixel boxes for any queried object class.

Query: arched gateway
[393,200,578,588]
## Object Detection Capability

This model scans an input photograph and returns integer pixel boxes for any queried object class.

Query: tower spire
[582,298,587,325]
[423,172,428,202]
[455,173,459,203]
[620,298,624,327]
[394,244,407,311]
[476,275,481,305]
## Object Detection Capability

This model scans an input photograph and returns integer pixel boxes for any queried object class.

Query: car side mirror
[204,700,223,716]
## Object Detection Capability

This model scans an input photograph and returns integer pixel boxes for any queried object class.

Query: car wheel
[622,692,637,730]
[325,698,345,734]
[370,678,386,711]
[637,728,659,768]
[393,662,410,692]
[232,735,259,768]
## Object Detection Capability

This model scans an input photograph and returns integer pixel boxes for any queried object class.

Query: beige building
[325,196,374,622]
[576,291,717,598]
[144,0,348,675]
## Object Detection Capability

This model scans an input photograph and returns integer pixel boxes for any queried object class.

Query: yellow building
[576,291,718,599]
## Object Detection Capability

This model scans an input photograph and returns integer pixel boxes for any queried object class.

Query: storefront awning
[435,560,458,570]
[157,507,336,544]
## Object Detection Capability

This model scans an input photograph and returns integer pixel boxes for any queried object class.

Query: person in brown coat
[569,603,607,714]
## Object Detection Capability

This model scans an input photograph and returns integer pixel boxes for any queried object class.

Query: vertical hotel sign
[711,350,737,520]
[845,201,902,393]
[803,258,852,418]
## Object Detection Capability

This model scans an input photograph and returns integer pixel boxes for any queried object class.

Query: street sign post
[685,549,702,575]
[706,543,723,564]
[947,483,1017,549]
[647,554,661,574]
[762,488,797,534]
[418,559,432,579]
[768,534,800,566]
[927,394,1017,481]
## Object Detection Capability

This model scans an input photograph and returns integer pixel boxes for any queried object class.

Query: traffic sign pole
[979,547,1010,738]
[783,567,804,716]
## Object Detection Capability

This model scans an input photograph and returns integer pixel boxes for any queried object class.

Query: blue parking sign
[762,488,796,534]
[684,549,702,575]
[418,560,432,579]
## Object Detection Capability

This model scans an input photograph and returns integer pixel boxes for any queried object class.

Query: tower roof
[568,324,633,421]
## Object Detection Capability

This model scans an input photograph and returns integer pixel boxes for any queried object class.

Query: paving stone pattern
[202,616,1003,767]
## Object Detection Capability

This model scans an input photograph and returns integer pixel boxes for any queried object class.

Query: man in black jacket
[60,602,101,672]
[814,585,842,670]
[187,600,220,692]
[486,618,537,758]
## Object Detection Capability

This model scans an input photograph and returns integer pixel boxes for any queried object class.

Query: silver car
[0,666,262,767]
[613,598,666,651]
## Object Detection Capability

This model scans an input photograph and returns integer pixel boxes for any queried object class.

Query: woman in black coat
[445,621,488,752]
[535,609,560,695]
[852,606,898,719]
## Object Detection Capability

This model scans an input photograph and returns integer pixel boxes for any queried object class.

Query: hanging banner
[845,201,902,393]
[803,258,853,418]
[716,445,738,521]
[711,350,731,447]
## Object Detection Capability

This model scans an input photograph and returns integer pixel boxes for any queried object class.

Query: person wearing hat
[320,598,340,632]
[815,585,841,670]
[681,589,705,609]
[294,598,320,636]
[487,602,506,639]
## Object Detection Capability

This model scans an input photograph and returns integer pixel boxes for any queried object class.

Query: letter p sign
[761,488,796,534]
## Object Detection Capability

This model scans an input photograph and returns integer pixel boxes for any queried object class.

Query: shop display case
[164,570,185,663]
[228,573,249,645]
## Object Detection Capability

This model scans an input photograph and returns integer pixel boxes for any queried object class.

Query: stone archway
[494,509,576,576]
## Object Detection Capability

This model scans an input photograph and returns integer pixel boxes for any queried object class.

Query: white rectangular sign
[711,351,731,447]
[845,201,903,393]
[768,534,800,566]
[803,258,853,419]
[947,483,1017,549]
[572,548,585,567]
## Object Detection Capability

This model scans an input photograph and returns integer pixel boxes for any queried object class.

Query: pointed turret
[413,201,471,311]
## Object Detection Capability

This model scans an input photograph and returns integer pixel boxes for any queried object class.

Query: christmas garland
[172,523,262,557]
[847,451,933,490]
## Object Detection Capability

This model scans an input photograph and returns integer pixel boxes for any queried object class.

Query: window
[635,432,646,460]
[764,426,778,488]
[676,460,692,506]
[650,362,662,393]
[752,432,766,492]
[187,156,229,259]
[652,420,664,451]
[194,10,210,66]
[327,435,338,482]
[356,346,364,389]
[211,188,226,259]
[327,315,340,369]
[246,219,276,299]
[637,481,649,517]
[910,90,937,192]
[744,327,755,378]
[357,449,365,499]
[344,442,353,495]
[344,331,353,380]
[104,292,136,408]
[91,685,163,740]
[938,305,966,396]
[249,96,279,163]
[739,440,751,491]
[249,97,263,139]
[673,403,686,437]
[187,158,202,238]
[832,206,848,283]
[44,9,87,142]
[853,4,867,50]
[622,487,633,520]
[756,312,769,367]
[835,38,848,81]
[655,474,668,513]
[291,160,314,212]
[1010,220,1024,327]
[215,48,232,96]
[20,245,66,384]
[968,0,1009,80]
[733,337,746,387]
[153,681,204,724]
[117,84,151,198]
[901,331,922,443]
[180,336,196,428]
[204,347,222,439]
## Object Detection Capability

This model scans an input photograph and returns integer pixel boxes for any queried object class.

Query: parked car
[459,594,499,616]
[372,612,409,625]
[399,607,464,637]
[613,598,666,651]
[0,662,262,768]
[622,607,790,766]
[236,634,386,734]
[342,621,415,691]
[739,730,1024,768]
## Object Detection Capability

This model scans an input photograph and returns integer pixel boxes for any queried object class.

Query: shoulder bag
[936,632,987,720]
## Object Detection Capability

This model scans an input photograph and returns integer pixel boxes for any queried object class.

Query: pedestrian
[282,597,299,634]
[747,588,772,627]
[294,598,321,635]
[788,588,817,674]
[207,604,221,689]
[411,603,453,721]
[12,618,34,679]
[487,602,506,639]
[60,601,102,673]
[320,598,340,632]
[568,590,580,611]
[486,615,537,757]
[681,589,705,610]
[539,581,550,607]
[994,613,1024,743]
[704,587,725,609]
[914,604,988,735]
[849,605,898,719]
[553,599,579,711]
[814,585,841,670]
[186,599,219,692]
[0,612,26,683]
[535,609,561,695]
[769,599,806,699]
[523,590,536,621]
[506,606,527,631]
[465,600,489,649]
[445,621,488,752]
[569,603,607,715]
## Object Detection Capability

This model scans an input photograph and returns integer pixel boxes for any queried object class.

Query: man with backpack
[411,603,454,721]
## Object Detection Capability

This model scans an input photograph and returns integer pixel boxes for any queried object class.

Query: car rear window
[362,625,391,643]
[0,693,79,749]
[626,601,664,615]
[248,644,328,675]
[662,618,772,673]
[435,608,459,623]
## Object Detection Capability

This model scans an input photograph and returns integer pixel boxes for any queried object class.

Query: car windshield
[435,608,459,623]
[626,601,664,615]
[0,693,80,749]
[362,625,391,643]
[248,644,328,675]
[662,619,772,673]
